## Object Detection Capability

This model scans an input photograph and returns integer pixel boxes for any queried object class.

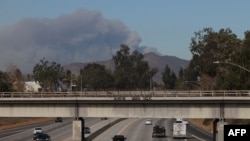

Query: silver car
[33,127,43,134]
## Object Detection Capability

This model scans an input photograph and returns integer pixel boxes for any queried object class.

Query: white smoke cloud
[138,46,161,55]
[0,8,159,73]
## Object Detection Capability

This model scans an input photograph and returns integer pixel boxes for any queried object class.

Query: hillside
[143,53,189,83]
[64,52,190,84]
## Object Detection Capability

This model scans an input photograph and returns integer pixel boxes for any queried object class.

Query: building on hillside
[24,81,42,92]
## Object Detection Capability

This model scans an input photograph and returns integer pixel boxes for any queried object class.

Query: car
[112,135,127,141]
[33,127,43,134]
[55,117,62,122]
[101,117,108,120]
[84,127,90,134]
[33,133,51,141]
[145,119,152,125]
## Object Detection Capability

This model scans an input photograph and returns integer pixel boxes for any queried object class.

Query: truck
[173,120,187,139]
[152,125,166,137]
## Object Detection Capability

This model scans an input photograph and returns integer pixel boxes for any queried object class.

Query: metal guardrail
[0,90,250,98]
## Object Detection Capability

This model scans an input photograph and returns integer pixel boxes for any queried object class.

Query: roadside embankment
[0,117,54,130]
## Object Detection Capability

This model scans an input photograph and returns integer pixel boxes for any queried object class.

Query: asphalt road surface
[0,117,117,141]
[0,118,212,141]
[93,118,212,141]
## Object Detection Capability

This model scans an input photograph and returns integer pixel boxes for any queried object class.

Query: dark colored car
[33,133,51,141]
[101,117,108,120]
[112,135,127,141]
[84,127,90,134]
[55,117,62,122]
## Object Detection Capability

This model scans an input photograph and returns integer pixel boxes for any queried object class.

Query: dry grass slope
[0,117,54,130]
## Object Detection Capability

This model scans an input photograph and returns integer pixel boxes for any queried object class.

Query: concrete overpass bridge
[0,90,250,118]
[1,90,250,141]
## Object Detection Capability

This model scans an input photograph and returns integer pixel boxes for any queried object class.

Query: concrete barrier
[85,118,127,141]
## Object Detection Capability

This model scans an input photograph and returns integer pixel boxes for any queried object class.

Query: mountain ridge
[64,52,190,84]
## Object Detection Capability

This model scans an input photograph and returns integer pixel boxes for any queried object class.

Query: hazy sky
[0,1,250,73]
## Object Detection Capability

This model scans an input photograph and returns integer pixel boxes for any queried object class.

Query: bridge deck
[1,90,250,98]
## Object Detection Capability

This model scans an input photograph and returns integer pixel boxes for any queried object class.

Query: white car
[33,127,43,134]
[145,119,152,125]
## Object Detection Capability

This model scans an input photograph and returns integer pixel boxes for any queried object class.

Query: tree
[33,58,65,91]
[0,71,13,92]
[113,44,133,89]
[112,44,158,90]
[6,65,24,91]
[187,28,241,89]
[175,67,189,90]
[222,31,250,89]
[79,63,114,90]
[162,65,176,89]
[238,31,250,89]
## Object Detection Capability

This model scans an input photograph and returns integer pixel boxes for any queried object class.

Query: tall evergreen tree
[162,65,176,89]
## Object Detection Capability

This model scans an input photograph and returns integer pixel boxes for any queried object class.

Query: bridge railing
[0,90,250,98]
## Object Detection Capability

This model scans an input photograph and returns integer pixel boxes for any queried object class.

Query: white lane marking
[192,134,206,141]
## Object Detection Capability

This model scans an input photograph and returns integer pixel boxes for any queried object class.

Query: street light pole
[81,75,82,92]
[150,75,152,91]
[213,61,250,73]
[146,73,152,91]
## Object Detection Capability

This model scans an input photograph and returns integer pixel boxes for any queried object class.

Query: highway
[93,118,212,141]
[0,118,212,141]
[0,117,74,141]
[0,117,117,141]
[187,123,213,141]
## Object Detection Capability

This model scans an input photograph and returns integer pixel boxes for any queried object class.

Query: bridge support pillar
[216,120,227,141]
[72,117,85,141]
[213,119,219,141]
